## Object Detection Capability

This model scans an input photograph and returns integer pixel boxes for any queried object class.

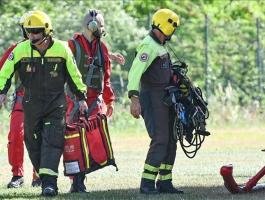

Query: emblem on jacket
[50,64,58,77]
[8,52,14,61]
[139,53,148,62]
[26,64,35,72]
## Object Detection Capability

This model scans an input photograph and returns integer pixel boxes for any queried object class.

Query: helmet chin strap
[165,35,172,41]
[165,29,176,41]
[152,25,176,42]
[38,36,49,45]
[31,35,48,45]
[31,38,41,44]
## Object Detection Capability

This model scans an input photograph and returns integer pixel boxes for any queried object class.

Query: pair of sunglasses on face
[168,18,178,28]
[25,28,44,34]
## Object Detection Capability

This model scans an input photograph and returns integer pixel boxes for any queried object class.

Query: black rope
[173,116,206,159]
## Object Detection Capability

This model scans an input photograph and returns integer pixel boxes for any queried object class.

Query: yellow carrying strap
[101,116,113,159]
[81,127,90,169]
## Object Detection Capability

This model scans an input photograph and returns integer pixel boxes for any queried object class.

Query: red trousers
[7,93,24,177]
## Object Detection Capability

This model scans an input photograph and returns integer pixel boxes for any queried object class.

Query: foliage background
[0,1,265,199]
[1,0,265,130]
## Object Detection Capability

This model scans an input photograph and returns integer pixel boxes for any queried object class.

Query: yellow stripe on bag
[102,118,113,159]
[64,133,79,139]
[81,127,90,168]
[99,160,108,166]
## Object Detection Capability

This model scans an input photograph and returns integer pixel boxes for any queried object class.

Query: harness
[67,36,105,122]
[70,36,105,92]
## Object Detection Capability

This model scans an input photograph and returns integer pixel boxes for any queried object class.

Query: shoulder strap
[70,39,82,68]
[94,40,105,73]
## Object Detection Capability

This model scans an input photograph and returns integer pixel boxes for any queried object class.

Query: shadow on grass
[1,186,265,200]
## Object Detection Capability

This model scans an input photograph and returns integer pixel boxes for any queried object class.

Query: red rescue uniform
[0,43,24,177]
[66,33,114,121]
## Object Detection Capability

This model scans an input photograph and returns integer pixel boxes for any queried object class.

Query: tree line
[0,0,265,107]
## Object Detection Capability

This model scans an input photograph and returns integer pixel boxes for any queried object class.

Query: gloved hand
[0,94,7,109]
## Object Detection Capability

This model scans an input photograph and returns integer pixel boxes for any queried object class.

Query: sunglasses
[25,28,44,34]
[168,18,178,28]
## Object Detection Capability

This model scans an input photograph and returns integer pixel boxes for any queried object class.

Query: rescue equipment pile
[163,61,210,158]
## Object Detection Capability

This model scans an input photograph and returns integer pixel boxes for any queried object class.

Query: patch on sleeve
[139,53,148,62]
[8,52,14,61]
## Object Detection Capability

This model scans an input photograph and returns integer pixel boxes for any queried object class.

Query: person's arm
[101,43,115,117]
[0,45,18,96]
[0,44,17,70]
[127,43,157,118]
[63,42,88,113]
[103,58,114,117]
[109,52,125,65]
[68,40,76,55]
[127,43,156,98]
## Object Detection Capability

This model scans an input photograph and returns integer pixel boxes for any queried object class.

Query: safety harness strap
[70,39,83,69]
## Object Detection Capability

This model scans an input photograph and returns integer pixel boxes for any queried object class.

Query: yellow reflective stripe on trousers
[102,119,113,159]
[142,172,157,180]
[158,174,172,181]
[159,164,173,170]
[64,133,79,139]
[39,168,58,176]
[81,127,90,168]
[144,163,159,172]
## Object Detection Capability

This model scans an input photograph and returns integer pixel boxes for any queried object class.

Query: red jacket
[68,33,115,105]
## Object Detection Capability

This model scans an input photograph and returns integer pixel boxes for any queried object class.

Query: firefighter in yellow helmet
[127,9,183,194]
[0,10,88,197]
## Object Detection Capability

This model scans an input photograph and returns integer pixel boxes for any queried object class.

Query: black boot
[156,180,183,194]
[140,179,158,195]
[70,172,87,193]
[41,175,58,197]
[7,176,24,188]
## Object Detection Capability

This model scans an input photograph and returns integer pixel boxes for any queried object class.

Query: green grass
[0,126,265,199]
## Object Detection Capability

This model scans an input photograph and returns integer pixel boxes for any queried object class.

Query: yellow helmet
[23,10,53,36]
[152,9,180,36]
[19,11,33,26]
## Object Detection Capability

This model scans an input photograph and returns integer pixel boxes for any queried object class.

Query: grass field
[0,124,265,199]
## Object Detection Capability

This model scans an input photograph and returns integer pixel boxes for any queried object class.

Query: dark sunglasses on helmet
[168,18,178,28]
[25,28,44,34]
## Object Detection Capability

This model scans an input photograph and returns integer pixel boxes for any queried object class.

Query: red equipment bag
[63,114,117,176]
